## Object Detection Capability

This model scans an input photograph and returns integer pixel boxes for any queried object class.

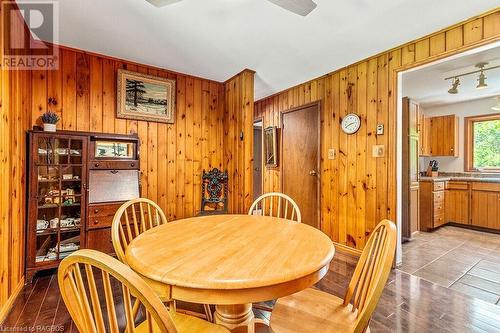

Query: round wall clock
[341,113,361,134]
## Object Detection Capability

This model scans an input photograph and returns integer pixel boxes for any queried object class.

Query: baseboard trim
[333,242,362,257]
[0,277,25,325]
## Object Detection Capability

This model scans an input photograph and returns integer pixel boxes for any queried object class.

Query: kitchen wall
[420,97,499,172]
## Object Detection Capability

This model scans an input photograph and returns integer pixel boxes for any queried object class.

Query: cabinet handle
[94,219,99,224]
[94,209,99,214]
[130,163,135,167]
[450,148,454,152]
[95,163,100,167]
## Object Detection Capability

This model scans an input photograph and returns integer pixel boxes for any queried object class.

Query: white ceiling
[402,45,500,108]
[31,0,500,100]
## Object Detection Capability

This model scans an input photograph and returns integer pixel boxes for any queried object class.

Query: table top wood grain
[125,215,335,296]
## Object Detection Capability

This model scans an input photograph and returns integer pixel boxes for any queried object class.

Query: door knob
[309,170,317,176]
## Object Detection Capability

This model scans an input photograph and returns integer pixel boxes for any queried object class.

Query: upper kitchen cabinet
[418,112,431,156]
[429,115,459,157]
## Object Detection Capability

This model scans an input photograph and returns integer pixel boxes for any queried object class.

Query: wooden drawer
[471,182,500,192]
[434,201,445,216]
[433,191,445,202]
[88,203,122,218]
[446,181,469,190]
[87,215,115,229]
[434,214,446,227]
[90,160,139,170]
[433,182,445,191]
[86,228,115,255]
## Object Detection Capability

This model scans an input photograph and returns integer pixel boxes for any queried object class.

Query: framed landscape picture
[117,69,176,123]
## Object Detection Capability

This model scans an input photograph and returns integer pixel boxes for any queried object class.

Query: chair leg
[204,304,214,322]
[252,303,273,312]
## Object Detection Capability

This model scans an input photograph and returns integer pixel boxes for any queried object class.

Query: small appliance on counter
[426,160,439,177]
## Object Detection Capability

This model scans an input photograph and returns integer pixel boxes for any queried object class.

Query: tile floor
[400,226,500,305]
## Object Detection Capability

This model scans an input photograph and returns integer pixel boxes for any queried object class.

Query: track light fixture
[445,62,499,94]
[448,77,460,94]
[476,63,488,89]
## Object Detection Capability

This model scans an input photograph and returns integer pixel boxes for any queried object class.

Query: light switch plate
[372,145,385,157]
[328,149,336,160]
[376,124,384,135]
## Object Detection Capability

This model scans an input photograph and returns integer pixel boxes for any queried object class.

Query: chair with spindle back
[269,220,397,333]
[248,192,301,222]
[111,198,213,322]
[58,249,229,333]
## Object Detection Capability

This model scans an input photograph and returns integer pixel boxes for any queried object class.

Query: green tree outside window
[473,119,500,169]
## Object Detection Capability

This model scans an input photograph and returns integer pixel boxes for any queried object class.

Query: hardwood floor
[2,251,500,332]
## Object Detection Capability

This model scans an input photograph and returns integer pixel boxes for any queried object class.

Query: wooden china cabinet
[26,130,140,282]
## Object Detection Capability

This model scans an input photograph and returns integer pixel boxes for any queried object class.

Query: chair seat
[137,311,229,333]
[270,288,369,333]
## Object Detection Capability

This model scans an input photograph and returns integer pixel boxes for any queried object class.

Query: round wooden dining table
[125,214,335,332]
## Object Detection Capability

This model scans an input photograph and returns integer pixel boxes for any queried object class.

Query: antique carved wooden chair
[112,198,213,322]
[269,220,397,333]
[199,168,229,215]
[57,249,228,333]
[248,192,302,222]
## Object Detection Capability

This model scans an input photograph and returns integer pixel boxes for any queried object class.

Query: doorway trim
[393,39,500,265]
[253,117,264,201]
[280,101,322,230]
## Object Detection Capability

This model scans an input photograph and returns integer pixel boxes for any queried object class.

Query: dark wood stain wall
[255,10,500,251]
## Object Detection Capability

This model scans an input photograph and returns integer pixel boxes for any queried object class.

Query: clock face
[341,113,361,134]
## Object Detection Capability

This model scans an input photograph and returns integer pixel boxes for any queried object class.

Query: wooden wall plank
[254,9,500,252]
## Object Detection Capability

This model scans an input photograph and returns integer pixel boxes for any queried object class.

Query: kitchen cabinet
[471,182,500,230]
[445,182,469,225]
[419,181,446,231]
[418,112,431,156]
[429,115,458,156]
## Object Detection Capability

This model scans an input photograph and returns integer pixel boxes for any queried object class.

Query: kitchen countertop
[419,176,500,183]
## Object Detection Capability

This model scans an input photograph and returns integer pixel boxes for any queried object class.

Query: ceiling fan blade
[145,0,183,7]
[267,0,317,16]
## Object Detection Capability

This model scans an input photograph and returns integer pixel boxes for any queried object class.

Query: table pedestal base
[215,304,255,333]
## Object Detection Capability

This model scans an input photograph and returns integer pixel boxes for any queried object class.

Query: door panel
[282,105,319,228]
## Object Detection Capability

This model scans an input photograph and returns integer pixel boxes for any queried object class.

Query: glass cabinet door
[34,135,84,264]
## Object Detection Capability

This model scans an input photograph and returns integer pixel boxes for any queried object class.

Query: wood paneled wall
[0,1,31,321]
[29,47,225,221]
[255,10,500,251]
[224,70,255,213]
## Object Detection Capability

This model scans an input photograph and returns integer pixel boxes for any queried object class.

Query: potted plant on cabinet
[41,111,59,132]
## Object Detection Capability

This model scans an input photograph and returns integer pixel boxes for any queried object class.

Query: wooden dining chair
[248,192,302,222]
[111,198,213,322]
[269,220,397,333]
[58,249,229,333]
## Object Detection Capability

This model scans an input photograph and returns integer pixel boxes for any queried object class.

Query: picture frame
[264,126,278,168]
[117,69,176,123]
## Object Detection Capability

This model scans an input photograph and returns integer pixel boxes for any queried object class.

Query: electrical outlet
[372,145,385,157]
[328,148,336,160]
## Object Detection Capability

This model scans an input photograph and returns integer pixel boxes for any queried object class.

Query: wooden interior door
[402,97,420,240]
[282,104,320,228]
[253,126,263,200]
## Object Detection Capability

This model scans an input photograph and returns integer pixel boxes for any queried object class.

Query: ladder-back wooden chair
[269,220,397,333]
[111,198,213,322]
[199,168,229,215]
[248,192,302,222]
[58,249,229,333]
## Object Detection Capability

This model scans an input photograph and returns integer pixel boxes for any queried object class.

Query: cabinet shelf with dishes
[27,132,86,279]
